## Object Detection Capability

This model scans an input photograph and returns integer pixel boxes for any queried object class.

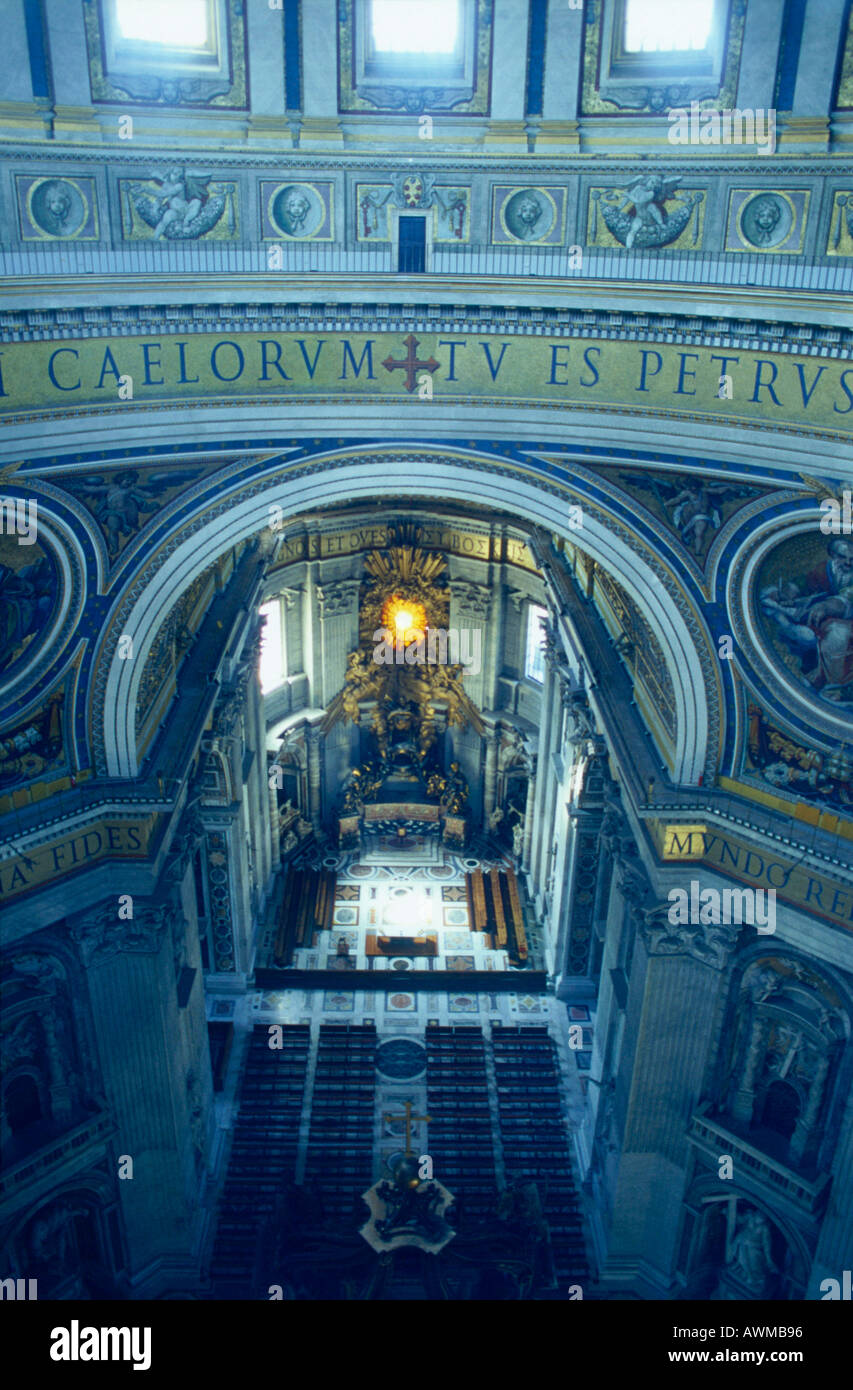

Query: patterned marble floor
[257,849,547,981]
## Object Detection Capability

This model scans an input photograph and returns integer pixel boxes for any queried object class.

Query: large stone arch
[96,449,713,783]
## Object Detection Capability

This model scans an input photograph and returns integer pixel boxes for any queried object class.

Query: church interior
[1,0,852,1308]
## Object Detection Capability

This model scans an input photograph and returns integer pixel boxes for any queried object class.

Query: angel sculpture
[132,167,226,240]
[73,468,188,553]
[614,173,682,249]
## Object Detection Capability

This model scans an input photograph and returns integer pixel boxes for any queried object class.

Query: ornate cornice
[2,300,849,354]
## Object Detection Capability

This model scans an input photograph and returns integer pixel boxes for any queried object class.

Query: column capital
[449,579,491,620]
[71,900,171,968]
[316,579,361,619]
[639,904,739,972]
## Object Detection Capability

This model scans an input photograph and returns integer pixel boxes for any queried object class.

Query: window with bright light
[258,600,284,695]
[371,0,459,54]
[624,0,714,53]
[115,0,210,48]
[525,604,548,685]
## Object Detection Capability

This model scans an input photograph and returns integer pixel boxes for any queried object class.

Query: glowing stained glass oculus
[115,0,210,47]
[623,0,714,53]
[371,0,459,55]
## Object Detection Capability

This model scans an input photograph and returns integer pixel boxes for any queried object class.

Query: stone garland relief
[725,189,810,253]
[588,175,705,250]
[16,176,100,242]
[119,169,239,241]
[260,181,334,241]
[491,186,567,246]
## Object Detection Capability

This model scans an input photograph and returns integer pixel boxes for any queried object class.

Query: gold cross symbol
[382,1100,432,1157]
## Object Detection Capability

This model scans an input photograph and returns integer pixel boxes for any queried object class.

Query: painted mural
[756,533,853,706]
[608,470,760,560]
[0,689,66,794]
[61,466,197,557]
[746,702,852,812]
[0,534,59,679]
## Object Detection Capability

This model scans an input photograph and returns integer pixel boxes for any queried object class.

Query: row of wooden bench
[273,867,336,964]
[465,867,529,963]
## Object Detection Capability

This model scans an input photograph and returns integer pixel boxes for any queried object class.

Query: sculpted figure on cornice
[129,170,230,240]
[592,175,703,250]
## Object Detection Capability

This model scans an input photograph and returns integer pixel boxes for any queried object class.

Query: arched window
[5,1074,43,1134]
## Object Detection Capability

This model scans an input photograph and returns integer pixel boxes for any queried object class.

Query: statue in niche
[512,821,524,859]
[28,1201,89,1274]
[726,1209,778,1294]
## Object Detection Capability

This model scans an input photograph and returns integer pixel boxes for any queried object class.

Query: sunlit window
[624,0,714,53]
[115,0,210,47]
[525,604,548,684]
[258,600,284,694]
[371,0,459,54]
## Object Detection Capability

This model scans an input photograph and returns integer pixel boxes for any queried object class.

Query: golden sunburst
[381,594,428,645]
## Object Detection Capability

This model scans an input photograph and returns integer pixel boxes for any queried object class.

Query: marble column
[307,726,323,832]
[300,0,343,145]
[539,0,582,150]
[4,1,34,104]
[792,0,847,116]
[483,726,500,822]
[730,1016,771,1125]
[522,763,537,874]
[735,0,786,111]
[810,1085,853,1295]
[485,0,529,148]
[247,0,288,139]
[790,1053,830,1166]
[604,915,738,1292]
[42,0,98,135]
[71,901,204,1281]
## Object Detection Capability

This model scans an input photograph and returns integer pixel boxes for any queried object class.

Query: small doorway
[398,216,427,273]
